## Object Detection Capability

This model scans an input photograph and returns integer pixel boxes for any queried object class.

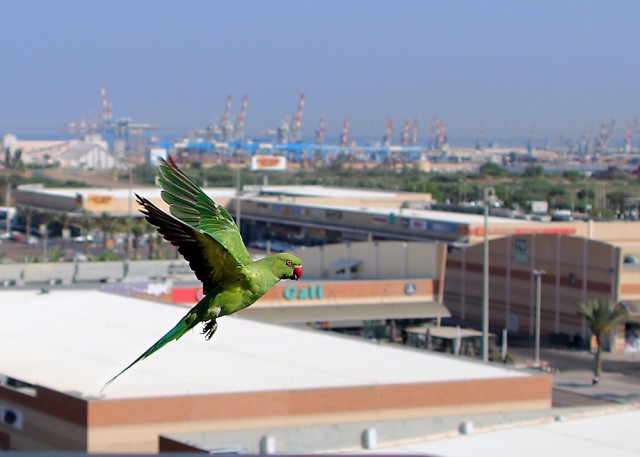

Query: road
[509,346,640,406]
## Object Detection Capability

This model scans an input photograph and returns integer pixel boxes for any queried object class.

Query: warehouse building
[13,182,640,353]
[444,233,640,352]
[0,289,551,453]
[169,241,448,331]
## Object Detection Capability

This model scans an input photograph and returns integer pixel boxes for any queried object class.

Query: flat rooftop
[163,404,628,454]
[256,185,424,199]
[0,289,528,400]
[248,195,527,225]
[16,185,237,200]
[357,405,640,457]
[17,184,416,201]
[16,183,544,226]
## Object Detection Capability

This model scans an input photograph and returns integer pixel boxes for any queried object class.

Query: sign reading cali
[283,284,324,300]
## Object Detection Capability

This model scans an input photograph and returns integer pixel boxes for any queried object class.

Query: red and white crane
[401,118,410,145]
[290,93,306,142]
[382,118,394,146]
[220,95,234,141]
[411,117,419,146]
[339,118,350,147]
[100,83,113,124]
[624,120,633,153]
[234,95,248,140]
[433,116,448,150]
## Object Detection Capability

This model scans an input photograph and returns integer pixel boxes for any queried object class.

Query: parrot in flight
[103,157,303,388]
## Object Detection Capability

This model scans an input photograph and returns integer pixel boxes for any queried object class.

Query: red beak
[293,266,303,280]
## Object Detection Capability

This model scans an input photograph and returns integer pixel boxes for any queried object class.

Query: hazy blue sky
[1,0,639,145]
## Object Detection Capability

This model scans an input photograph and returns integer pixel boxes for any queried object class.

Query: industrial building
[444,233,640,352]
[17,181,638,247]
[2,134,120,170]
[12,182,640,353]
[0,239,449,337]
[0,289,550,453]
[167,241,449,335]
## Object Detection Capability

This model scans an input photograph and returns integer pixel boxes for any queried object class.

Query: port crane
[65,84,161,155]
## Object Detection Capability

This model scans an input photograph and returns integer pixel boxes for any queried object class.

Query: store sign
[515,239,528,264]
[283,284,324,300]
[88,194,113,205]
[251,155,287,171]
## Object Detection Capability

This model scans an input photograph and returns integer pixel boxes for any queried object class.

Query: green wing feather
[135,157,253,292]
[158,157,252,268]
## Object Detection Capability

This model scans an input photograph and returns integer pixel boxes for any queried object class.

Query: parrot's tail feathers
[101,312,195,391]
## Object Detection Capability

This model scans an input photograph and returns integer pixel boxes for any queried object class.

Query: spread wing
[137,157,252,293]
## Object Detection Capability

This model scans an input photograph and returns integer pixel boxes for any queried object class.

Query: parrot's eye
[286,259,293,266]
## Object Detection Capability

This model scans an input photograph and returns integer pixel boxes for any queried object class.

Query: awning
[405,326,495,339]
[242,301,450,324]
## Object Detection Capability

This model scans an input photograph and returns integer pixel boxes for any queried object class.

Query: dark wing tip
[135,193,152,214]
[159,155,178,170]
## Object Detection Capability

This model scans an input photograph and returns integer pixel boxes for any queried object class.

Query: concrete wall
[293,241,446,281]
[0,265,23,284]
[87,375,551,453]
[22,263,77,284]
[0,386,87,451]
[0,240,443,286]
[0,260,191,286]
[74,262,126,282]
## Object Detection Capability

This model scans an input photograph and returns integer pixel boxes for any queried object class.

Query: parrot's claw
[201,318,218,340]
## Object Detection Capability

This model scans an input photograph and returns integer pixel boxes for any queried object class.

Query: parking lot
[509,347,640,406]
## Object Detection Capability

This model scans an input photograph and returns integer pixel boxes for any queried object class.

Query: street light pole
[482,187,490,362]
[235,167,242,232]
[533,269,545,366]
[5,171,10,237]
[127,165,133,258]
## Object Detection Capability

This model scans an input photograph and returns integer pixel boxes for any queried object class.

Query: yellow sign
[88,194,113,205]
[251,155,287,171]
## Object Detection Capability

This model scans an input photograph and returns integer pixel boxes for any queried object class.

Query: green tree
[97,213,122,253]
[578,300,627,385]
[478,162,508,178]
[562,170,584,182]
[129,218,147,260]
[74,210,95,257]
[523,165,544,177]
[17,205,34,239]
[36,210,57,262]
[55,212,72,248]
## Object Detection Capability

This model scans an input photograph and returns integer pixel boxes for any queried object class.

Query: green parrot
[103,157,303,388]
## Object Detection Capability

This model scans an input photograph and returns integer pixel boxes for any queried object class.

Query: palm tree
[56,212,72,249]
[97,213,122,254]
[129,218,146,260]
[18,205,34,239]
[578,300,628,385]
[136,217,160,259]
[74,210,95,257]
[36,210,57,262]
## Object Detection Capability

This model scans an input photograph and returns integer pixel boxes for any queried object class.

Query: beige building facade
[444,234,638,352]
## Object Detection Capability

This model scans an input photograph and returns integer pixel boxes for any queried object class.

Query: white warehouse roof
[358,406,640,457]
[0,289,528,400]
